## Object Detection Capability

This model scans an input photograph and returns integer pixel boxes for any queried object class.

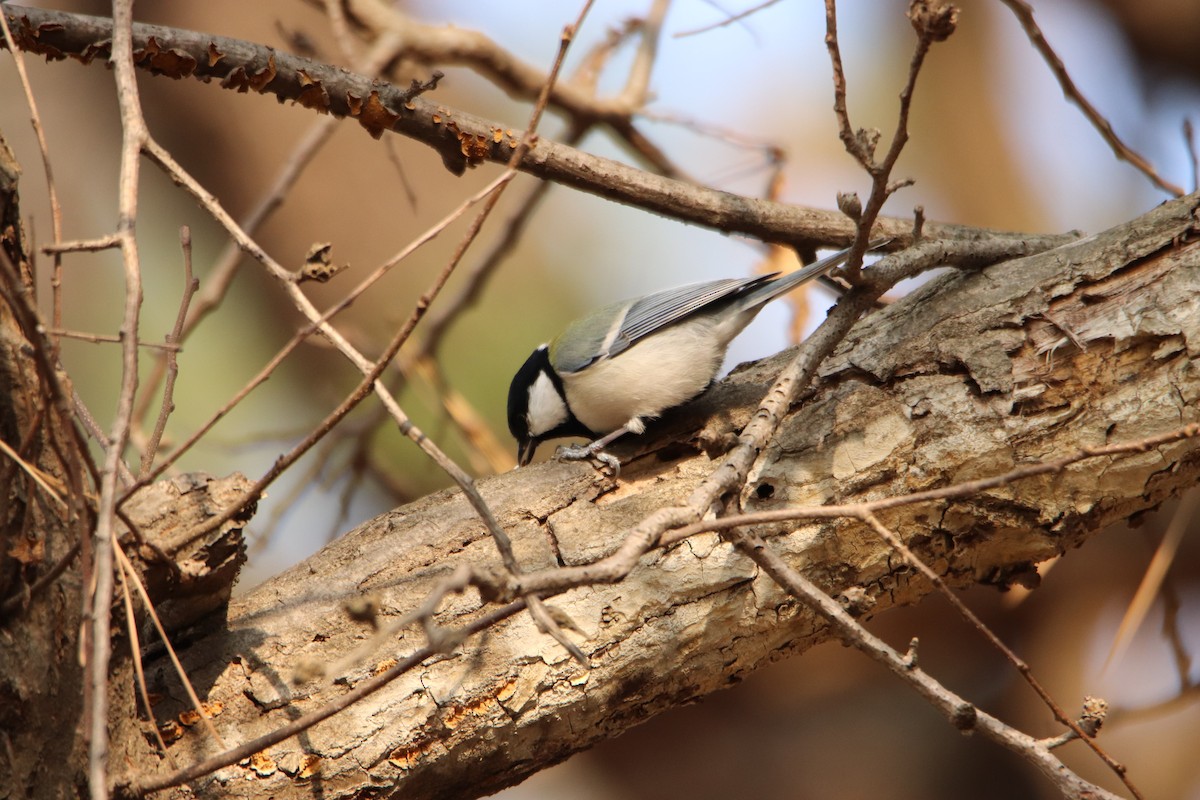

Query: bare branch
[0,5,64,326]
[728,527,1125,800]
[118,192,1199,800]
[1185,117,1198,193]
[137,227,197,478]
[0,3,1054,249]
[675,0,783,38]
[999,0,1185,197]
[130,30,414,430]
[86,2,149,794]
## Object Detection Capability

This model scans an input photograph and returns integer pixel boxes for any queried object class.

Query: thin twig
[87,1,148,795]
[0,6,65,327]
[323,0,359,66]
[42,329,179,351]
[998,0,1184,197]
[383,355,509,475]
[73,389,136,488]
[1159,574,1194,695]
[618,0,669,108]
[41,234,121,253]
[727,528,1124,800]
[1184,118,1198,194]
[824,0,941,268]
[138,227,197,478]
[857,512,1140,797]
[112,537,227,751]
[0,437,65,507]
[659,423,1200,544]
[674,0,783,38]
[112,545,177,770]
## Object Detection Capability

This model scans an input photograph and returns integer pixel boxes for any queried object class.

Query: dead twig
[727,527,1124,800]
[137,227,197,478]
[86,1,148,794]
[998,0,1184,197]
[0,4,1046,248]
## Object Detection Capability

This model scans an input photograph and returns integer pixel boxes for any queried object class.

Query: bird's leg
[555,424,632,476]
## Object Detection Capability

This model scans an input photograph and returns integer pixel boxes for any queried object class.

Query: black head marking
[507,345,593,465]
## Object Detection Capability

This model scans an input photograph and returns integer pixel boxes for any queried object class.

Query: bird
[507,243,881,472]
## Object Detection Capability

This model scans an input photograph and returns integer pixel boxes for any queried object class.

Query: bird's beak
[517,438,537,467]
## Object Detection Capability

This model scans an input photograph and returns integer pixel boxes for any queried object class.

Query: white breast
[561,317,726,435]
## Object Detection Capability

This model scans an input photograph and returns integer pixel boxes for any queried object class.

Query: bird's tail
[742,237,893,308]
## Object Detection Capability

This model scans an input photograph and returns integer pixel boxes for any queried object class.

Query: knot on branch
[1078,695,1108,737]
[952,702,978,732]
[908,0,960,43]
[471,564,519,604]
[837,585,875,617]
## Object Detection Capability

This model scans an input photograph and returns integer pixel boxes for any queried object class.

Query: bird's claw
[592,451,621,477]
[555,443,621,477]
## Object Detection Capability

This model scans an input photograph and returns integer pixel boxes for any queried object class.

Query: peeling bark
[0,131,88,799]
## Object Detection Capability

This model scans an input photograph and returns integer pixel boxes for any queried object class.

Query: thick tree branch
[127,192,1200,799]
[0,3,1070,251]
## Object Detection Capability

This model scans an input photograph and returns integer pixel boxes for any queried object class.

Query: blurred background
[1,0,1197,797]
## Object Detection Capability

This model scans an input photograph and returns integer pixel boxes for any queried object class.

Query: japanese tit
[507,244,873,470]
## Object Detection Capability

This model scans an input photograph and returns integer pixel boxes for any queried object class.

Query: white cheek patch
[527,371,569,436]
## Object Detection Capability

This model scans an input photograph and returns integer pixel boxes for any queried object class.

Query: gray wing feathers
[554,243,877,372]
[617,276,774,346]
[616,245,860,351]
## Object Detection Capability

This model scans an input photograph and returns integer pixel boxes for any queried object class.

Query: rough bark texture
[122,472,253,635]
[126,193,1200,799]
[0,131,92,800]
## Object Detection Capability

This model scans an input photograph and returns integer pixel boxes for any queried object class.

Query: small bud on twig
[837,191,863,222]
[908,0,959,42]
[297,242,348,283]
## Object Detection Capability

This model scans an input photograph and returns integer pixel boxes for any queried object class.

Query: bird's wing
[551,241,893,375]
[612,275,775,354]
[550,276,775,374]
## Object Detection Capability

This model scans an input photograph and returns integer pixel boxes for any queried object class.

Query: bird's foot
[555,442,621,477]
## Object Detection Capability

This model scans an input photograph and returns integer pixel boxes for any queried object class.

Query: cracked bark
[118,193,1200,799]
[0,122,91,800]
